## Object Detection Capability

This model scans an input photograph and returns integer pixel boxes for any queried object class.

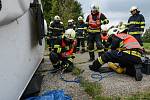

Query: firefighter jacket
[107,33,142,50]
[128,13,145,35]
[49,21,65,36]
[86,12,109,33]
[53,35,77,58]
[76,21,87,38]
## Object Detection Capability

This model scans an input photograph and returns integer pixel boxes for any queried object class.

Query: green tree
[41,0,83,27]
[41,0,52,24]
[143,28,150,43]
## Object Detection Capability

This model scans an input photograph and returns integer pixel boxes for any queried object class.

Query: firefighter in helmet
[89,25,144,81]
[76,16,87,53]
[86,4,109,61]
[49,29,77,72]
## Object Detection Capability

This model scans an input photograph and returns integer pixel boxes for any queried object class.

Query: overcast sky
[77,0,150,28]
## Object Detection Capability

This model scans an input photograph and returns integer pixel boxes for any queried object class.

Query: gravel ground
[39,52,150,99]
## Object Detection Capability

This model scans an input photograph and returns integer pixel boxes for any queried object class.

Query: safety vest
[115,33,142,49]
[88,13,101,29]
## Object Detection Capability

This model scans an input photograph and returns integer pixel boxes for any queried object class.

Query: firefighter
[49,29,77,72]
[86,4,109,61]
[89,25,144,81]
[48,15,65,51]
[76,16,87,53]
[127,6,145,46]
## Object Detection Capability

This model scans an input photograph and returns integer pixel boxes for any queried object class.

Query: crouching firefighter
[89,26,144,81]
[49,29,77,72]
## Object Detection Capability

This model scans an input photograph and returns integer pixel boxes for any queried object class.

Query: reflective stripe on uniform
[128,21,141,25]
[140,26,145,28]
[54,45,60,48]
[87,29,100,33]
[129,31,141,34]
[123,42,139,49]
[96,49,104,53]
[122,50,142,58]
[57,48,62,53]
[98,56,104,64]
[77,28,87,30]
[88,49,95,52]
[119,41,124,47]
[141,22,145,25]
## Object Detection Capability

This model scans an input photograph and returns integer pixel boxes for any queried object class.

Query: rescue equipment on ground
[142,57,150,75]
[108,62,125,74]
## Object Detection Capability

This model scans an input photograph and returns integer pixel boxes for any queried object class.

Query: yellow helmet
[64,29,76,39]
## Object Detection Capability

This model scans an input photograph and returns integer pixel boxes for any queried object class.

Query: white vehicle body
[0,0,46,99]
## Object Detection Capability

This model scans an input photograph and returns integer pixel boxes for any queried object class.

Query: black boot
[134,64,143,81]
[89,59,102,72]
[89,52,95,62]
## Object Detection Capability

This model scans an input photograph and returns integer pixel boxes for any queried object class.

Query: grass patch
[80,79,102,97]
[124,91,150,100]
[79,79,115,99]
[72,67,84,76]
[143,43,150,50]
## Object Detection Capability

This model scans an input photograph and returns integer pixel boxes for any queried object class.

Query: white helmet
[91,4,99,12]
[68,19,73,23]
[78,16,83,21]
[54,15,60,21]
[108,28,119,36]
[130,6,138,12]
[64,29,76,39]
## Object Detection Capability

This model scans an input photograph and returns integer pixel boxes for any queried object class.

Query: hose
[91,72,114,81]
[60,68,81,83]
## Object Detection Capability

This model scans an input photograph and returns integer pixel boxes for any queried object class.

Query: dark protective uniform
[86,12,109,61]
[47,20,64,51]
[90,32,144,81]
[76,21,87,53]
[49,35,77,72]
[128,12,145,46]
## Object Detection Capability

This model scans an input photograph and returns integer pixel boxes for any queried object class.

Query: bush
[142,28,150,43]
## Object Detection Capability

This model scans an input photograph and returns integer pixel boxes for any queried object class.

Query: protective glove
[73,40,77,46]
